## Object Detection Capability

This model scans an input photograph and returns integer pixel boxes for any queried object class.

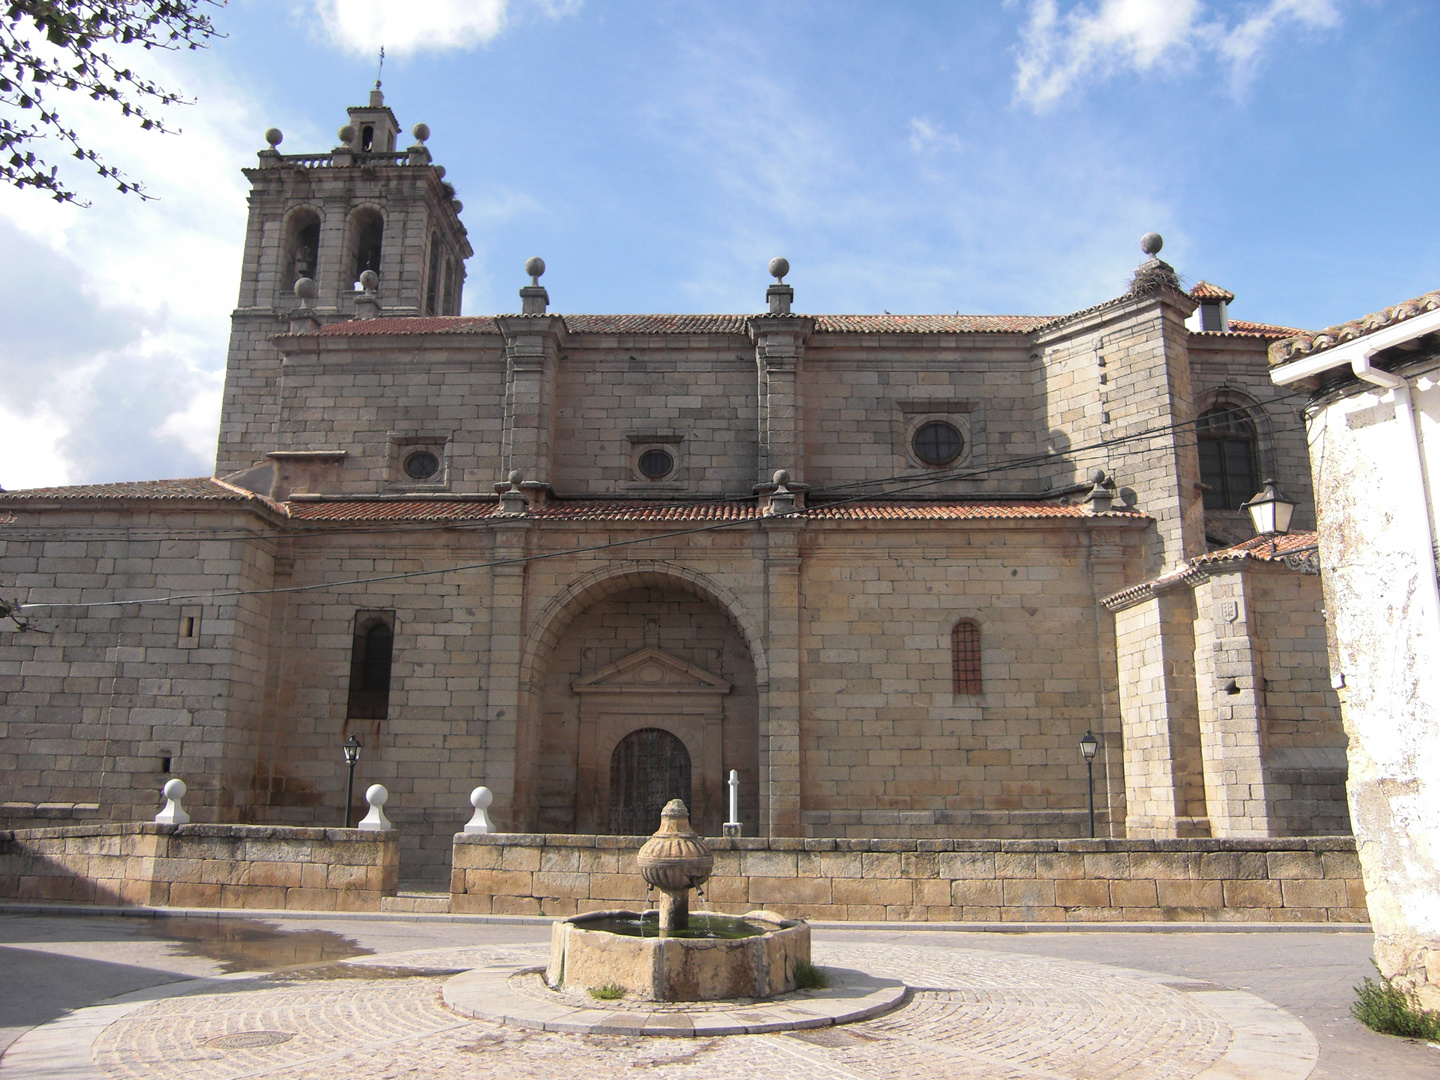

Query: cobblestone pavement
[86,943,1243,1080]
[3,913,1438,1079]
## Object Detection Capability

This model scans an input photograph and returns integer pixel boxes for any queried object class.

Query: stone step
[381,890,451,914]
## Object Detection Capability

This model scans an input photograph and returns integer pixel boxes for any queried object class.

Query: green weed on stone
[1352,966,1440,1040]
[793,959,828,991]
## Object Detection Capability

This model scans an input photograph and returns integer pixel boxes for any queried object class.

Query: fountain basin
[546,908,810,1002]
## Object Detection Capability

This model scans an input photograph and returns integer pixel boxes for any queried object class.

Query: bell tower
[216,89,474,478]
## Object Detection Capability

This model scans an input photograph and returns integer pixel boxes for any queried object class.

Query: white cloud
[908,118,965,155]
[1013,0,1340,109]
[311,0,580,57]
[0,47,261,489]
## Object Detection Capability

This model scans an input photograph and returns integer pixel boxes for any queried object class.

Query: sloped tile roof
[1192,530,1319,565]
[1190,281,1236,303]
[1270,289,1440,365]
[286,498,499,522]
[312,313,1055,338]
[281,498,1146,524]
[1218,319,1307,339]
[0,477,272,504]
[810,314,1053,334]
[1103,530,1319,610]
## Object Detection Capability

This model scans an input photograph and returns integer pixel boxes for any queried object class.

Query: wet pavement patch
[134,917,372,972]
[266,963,466,982]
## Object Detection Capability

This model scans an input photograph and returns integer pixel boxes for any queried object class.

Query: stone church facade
[0,92,1347,881]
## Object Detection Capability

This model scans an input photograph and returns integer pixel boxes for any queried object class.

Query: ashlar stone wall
[451,833,1367,923]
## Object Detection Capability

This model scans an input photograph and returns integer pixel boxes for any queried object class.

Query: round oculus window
[637,448,675,479]
[404,450,440,479]
[912,420,963,466]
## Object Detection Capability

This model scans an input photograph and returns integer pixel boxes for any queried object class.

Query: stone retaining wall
[0,823,399,911]
[452,834,1367,923]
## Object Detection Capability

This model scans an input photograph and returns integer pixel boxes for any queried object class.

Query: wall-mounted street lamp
[1242,478,1297,538]
[342,734,362,828]
[1079,730,1100,839]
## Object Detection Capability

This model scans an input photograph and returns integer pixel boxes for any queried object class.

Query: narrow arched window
[952,619,981,695]
[442,256,458,315]
[424,235,441,315]
[350,209,384,287]
[283,209,321,290]
[347,613,394,719]
[1197,405,1260,511]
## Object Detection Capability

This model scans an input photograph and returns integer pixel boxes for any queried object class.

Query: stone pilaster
[761,515,804,836]
[497,315,565,488]
[749,315,813,484]
[483,518,531,830]
[1110,575,1210,837]
[1192,566,1274,837]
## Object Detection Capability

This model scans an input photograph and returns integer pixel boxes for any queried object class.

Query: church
[0,89,1347,883]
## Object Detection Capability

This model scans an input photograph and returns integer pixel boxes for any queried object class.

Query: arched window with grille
[347,612,394,720]
[952,619,981,695]
[1197,404,1260,511]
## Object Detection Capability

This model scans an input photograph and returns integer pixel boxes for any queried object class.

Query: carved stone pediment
[571,648,731,696]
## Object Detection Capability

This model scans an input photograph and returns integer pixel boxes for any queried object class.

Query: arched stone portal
[528,584,760,836]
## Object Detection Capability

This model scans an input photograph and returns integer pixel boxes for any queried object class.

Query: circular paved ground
[85,942,1306,1080]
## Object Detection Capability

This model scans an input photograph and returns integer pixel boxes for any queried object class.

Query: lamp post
[1079,730,1099,838]
[342,735,362,828]
[1242,478,1297,538]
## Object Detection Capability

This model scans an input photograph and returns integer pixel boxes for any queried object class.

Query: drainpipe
[1348,349,1440,627]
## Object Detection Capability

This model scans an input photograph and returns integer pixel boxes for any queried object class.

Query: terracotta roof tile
[1192,530,1318,565]
[1217,319,1307,338]
[1190,281,1236,303]
[0,477,270,504]
[810,314,1053,334]
[286,498,498,522]
[1269,289,1440,366]
[280,498,1147,524]
[311,313,1055,339]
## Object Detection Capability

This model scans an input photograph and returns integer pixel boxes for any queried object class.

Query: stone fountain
[545,799,811,1001]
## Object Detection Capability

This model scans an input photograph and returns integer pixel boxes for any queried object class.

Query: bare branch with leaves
[0,0,224,204]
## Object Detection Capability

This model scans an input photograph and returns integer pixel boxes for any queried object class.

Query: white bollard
[464,786,495,834]
[155,777,190,825]
[723,769,741,837]
[358,783,392,830]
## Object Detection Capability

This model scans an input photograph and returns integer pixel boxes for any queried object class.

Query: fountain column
[636,799,714,932]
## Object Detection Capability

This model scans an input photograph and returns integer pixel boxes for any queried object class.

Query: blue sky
[2,0,1437,489]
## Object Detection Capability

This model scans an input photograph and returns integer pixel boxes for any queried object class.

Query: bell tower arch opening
[282,207,321,292]
[348,207,384,288]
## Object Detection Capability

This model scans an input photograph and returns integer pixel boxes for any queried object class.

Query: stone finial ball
[433,165,447,180]
[1091,467,1107,484]
[507,469,524,485]
[264,127,283,147]
[451,199,464,214]
[470,786,493,809]
[365,783,388,806]
[1140,232,1163,256]
[412,122,430,143]
[768,256,790,281]
[773,469,791,486]
[359,269,379,291]
[163,778,187,800]
[338,124,355,143]
[293,276,317,300]
[525,256,546,280]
